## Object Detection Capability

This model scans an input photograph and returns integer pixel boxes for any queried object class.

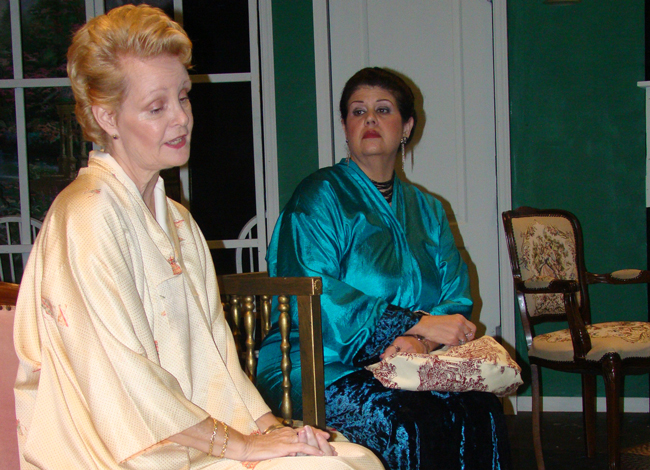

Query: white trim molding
[260,0,280,242]
[637,80,650,207]
[313,0,335,168]
[517,396,650,413]
[493,0,516,396]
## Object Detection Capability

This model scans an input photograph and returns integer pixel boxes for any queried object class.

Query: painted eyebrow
[349,98,394,105]
[143,80,193,97]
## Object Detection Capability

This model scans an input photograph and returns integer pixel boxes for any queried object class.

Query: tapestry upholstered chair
[502,206,650,470]
[0,281,20,470]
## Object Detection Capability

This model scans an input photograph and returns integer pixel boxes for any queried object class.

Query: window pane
[0,0,12,79]
[183,0,250,75]
[211,246,259,276]
[0,89,19,217]
[21,0,86,79]
[189,81,256,241]
[104,0,173,18]
[25,87,89,221]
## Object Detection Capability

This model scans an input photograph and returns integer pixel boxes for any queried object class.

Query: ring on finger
[392,344,401,352]
[465,332,472,338]
[459,339,466,345]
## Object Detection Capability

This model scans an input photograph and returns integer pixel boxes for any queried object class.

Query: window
[0,0,276,282]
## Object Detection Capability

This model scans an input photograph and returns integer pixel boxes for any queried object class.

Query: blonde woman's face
[110,55,193,184]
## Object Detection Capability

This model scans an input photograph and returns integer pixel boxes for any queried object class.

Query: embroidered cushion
[510,216,580,317]
[366,336,523,397]
[529,321,650,362]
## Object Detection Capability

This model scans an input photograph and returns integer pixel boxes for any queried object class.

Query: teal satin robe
[256,159,472,415]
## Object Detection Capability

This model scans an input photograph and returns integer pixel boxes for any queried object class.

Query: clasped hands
[245,423,336,460]
[380,313,476,360]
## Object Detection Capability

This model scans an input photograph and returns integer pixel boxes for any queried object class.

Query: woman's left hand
[380,335,430,359]
[408,313,476,348]
[294,425,337,456]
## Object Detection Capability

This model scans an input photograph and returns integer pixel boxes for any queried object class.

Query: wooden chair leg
[602,353,622,470]
[531,364,545,470]
[582,374,597,458]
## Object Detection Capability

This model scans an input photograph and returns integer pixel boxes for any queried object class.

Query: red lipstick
[363,130,380,139]
[165,136,187,149]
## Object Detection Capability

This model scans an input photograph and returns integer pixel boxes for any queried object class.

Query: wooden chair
[218,271,326,430]
[502,206,650,470]
[235,215,258,273]
[0,281,20,470]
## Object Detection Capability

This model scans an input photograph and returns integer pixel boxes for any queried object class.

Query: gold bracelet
[207,418,219,456]
[403,334,431,353]
[262,422,285,434]
[218,423,229,459]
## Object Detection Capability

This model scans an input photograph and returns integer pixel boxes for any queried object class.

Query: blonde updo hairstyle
[67,4,192,149]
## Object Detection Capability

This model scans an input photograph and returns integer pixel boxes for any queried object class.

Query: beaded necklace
[370,172,396,204]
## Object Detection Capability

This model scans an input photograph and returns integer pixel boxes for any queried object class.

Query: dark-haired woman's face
[343,86,412,163]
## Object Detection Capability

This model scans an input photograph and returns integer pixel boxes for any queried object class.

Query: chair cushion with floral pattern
[529,321,650,362]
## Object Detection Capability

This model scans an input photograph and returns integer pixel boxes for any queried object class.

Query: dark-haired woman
[257,67,511,469]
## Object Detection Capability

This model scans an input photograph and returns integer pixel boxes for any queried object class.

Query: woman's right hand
[231,425,333,461]
[296,425,337,457]
[169,417,332,462]
[406,313,476,347]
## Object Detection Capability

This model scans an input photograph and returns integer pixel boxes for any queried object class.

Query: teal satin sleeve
[269,185,391,366]
[398,182,473,319]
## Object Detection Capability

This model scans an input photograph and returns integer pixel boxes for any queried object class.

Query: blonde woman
[13,6,382,470]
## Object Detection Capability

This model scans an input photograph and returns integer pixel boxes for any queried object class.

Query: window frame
[0,0,278,276]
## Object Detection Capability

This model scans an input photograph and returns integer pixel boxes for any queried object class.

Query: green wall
[271,0,320,208]
[508,0,647,397]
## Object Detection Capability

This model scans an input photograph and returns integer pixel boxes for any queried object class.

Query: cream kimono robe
[13,153,382,470]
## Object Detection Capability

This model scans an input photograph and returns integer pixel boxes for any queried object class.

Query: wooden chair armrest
[514,279,591,358]
[515,278,579,294]
[587,269,650,285]
[0,282,19,306]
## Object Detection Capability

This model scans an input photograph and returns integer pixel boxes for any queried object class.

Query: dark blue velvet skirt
[325,369,512,470]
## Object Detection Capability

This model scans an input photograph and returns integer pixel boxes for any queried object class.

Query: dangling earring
[401,136,407,171]
[346,140,350,166]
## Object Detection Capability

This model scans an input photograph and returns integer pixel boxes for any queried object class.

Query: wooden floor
[507,412,650,470]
